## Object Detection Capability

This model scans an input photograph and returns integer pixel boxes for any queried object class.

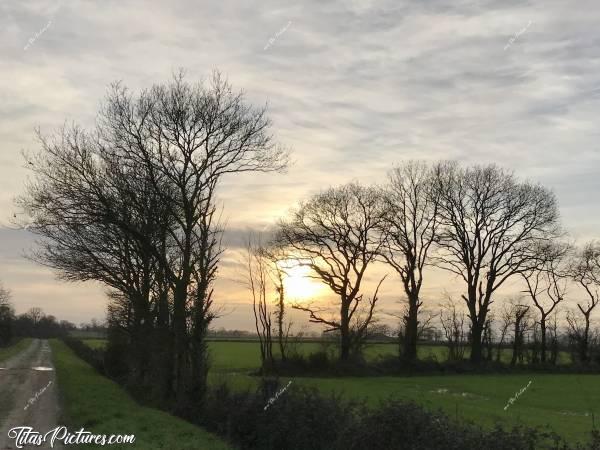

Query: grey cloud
[1,0,600,327]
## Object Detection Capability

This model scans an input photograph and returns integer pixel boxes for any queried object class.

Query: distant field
[82,338,592,443]
[50,340,232,449]
[207,340,572,371]
[0,338,31,363]
[84,338,571,369]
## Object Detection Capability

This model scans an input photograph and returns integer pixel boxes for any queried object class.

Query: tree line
[248,162,600,367]
[0,286,76,345]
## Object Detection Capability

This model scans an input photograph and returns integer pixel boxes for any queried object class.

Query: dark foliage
[202,380,356,450]
[265,351,600,378]
[62,336,106,375]
[13,313,75,339]
[201,380,595,450]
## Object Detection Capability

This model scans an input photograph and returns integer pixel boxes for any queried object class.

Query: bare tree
[27,307,44,326]
[548,313,560,365]
[509,302,531,366]
[276,183,387,361]
[433,163,560,363]
[0,283,14,346]
[379,162,439,361]
[244,235,274,369]
[20,128,177,389]
[521,241,571,363]
[568,242,600,362]
[19,70,288,412]
[261,246,293,361]
[439,297,467,361]
[482,314,494,361]
[496,304,513,362]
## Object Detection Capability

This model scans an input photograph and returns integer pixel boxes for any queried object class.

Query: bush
[200,379,593,450]
[202,379,357,450]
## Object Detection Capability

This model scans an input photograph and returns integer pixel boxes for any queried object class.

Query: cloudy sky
[1,0,599,329]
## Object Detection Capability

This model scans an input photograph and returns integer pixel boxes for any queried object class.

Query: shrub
[200,379,593,450]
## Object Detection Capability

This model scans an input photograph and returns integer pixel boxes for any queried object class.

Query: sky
[1,0,600,330]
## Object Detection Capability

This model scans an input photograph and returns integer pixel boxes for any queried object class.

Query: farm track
[0,339,61,449]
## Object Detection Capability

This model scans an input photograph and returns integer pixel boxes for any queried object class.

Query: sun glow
[279,261,325,302]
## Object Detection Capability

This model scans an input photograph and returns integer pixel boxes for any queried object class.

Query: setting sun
[279,261,325,301]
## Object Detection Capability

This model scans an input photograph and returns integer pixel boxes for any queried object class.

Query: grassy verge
[50,339,234,450]
[0,338,31,363]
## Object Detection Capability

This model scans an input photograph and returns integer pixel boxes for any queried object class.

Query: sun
[278,261,325,301]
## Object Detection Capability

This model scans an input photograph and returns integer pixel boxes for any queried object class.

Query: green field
[82,339,595,443]
[50,340,233,449]
[83,338,572,366]
[0,338,31,363]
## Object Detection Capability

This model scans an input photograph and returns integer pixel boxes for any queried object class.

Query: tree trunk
[581,315,591,362]
[403,295,419,361]
[340,301,351,361]
[277,284,286,360]
[173,276,190,410]
[470,324,483,363]
[539,319,547,363]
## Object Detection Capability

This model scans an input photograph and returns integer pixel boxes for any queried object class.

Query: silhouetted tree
[276,183,387,361]
[568,242,600,363]
[433,163,560,363]
[521,241,570,363]
[439,297,466,361]
[509,302,531,366]
[244,234,274,369]
[19,70,288,412]
[379,162,439,361]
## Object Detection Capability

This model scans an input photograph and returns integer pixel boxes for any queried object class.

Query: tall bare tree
[439,297,467,361]
[433,163,560,363]
[568,241,600,362]
[379,161,439,361]
[261,246,293,361]
[19,70,288,412]
[509,302,531,366]
[276,183,387,361]
[244,235,275,369]
[521,242,571,363]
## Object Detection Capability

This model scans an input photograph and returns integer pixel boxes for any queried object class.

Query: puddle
[429,388,488,400]
[559,410,591,417]
[430,388,449,394]
[31,367,54,371]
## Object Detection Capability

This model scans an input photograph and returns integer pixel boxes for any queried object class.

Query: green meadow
[82,338,595,443]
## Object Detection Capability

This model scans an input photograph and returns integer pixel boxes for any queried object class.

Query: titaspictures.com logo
[7,426,135,448]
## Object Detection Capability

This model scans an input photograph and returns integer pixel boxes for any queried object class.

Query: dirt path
[0,339,61,450]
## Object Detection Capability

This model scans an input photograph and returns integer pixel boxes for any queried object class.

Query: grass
[83,338,593,443]
[207,341,597,444]
[206,340,571,372]
[0,338,31,363]
[83,338,108,350]
[285,374,598,443]
[50,339,233,450]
